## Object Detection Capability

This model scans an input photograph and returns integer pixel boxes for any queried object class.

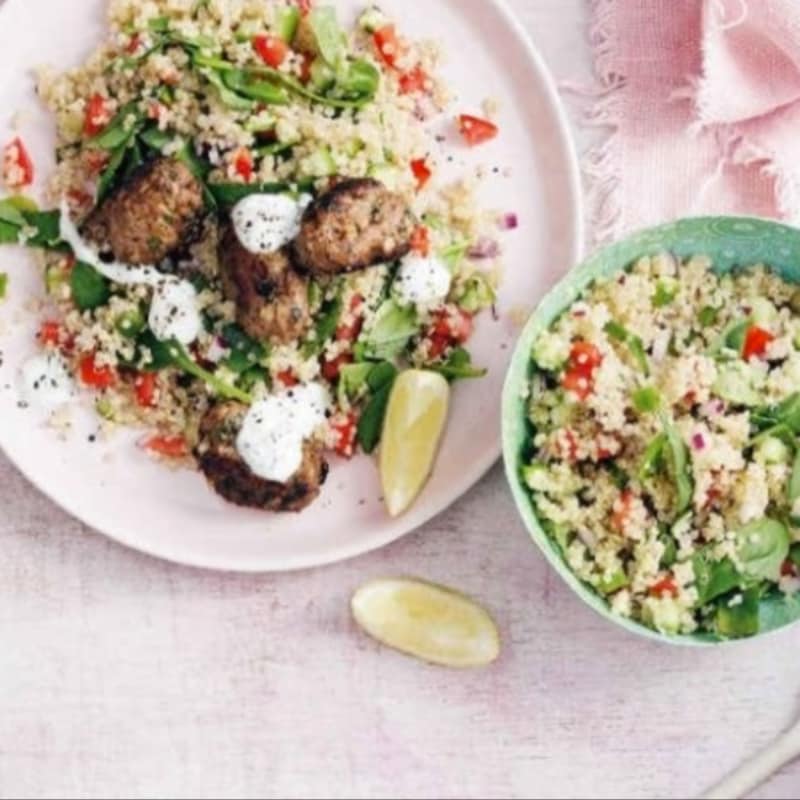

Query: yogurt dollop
[59,201,202,344]
[18,352,75,411]
[236,382,329,483]
[393,254,452,307]
[231,193,311,254]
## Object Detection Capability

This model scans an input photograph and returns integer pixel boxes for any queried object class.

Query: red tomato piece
[84,94,111,137]
[277,370,299,388]
[781,560,796,578]
[569,341,603,373]
[38,321,63,348]
[336,295,365,342]
[373,25,405,68]
[562,368,593,401]
[143,435,189,459]
[458,114,499,147]
[126,33,142,55]
[321,352,354,382]
[134,372,159,408]
[743,326,775,361]
[399,66,430,95]
[2,137,35,189]
[410,225,431,256]
[253,34,289,68]
[611,489,635,534]
[432,307,474,344]
[330,412,358,458]
[410,158,432,190]
[233,149,254,182]
[79,354,117,390]
[650,576,679,599]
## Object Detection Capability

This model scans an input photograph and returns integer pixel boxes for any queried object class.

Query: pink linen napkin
[581,0,800,246]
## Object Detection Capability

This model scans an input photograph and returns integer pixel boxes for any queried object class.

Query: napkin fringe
[580,0,626,246]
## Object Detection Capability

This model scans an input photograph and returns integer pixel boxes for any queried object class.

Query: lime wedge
[352,579,501,668]
[379,370,450,517]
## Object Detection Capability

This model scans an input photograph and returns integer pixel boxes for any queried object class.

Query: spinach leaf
[309,7,346,67]
[70,261,110,311]
[222,70,290,105]
[663,418,693,515]
[715,587,761,639]
[140,332,252,403]
[357,363,399,454]
[0,209,65,250]
[334,59,380,100]
[361,300,418,361]
[220,323,267,373]
[692,553,743,605]
[88,103,143,150]
[428,347,487,382]
[337,362,373,406]
[199,67,256,110]
[735,518,790,582]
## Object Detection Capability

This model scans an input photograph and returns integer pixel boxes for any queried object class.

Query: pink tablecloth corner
[576,0,800,247]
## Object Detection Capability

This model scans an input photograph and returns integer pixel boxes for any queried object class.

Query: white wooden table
[1,2,799,798]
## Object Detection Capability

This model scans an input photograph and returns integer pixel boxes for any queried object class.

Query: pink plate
[0,0,581,571]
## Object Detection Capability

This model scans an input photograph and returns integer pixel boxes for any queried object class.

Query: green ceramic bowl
[503,217,800,646]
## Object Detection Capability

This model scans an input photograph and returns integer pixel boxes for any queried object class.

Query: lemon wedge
[379,370,450,517]
[351,579,501,668]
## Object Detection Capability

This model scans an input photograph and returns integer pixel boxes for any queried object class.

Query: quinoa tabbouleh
[0,0,509,515]
[525,254,800,639]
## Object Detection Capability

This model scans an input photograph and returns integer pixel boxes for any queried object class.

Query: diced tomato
[650,576,679,599]
[330,411,358,458]
[277,370,299,388]
[561,367,593,401]
[253,34,289,68]
[399,65,430,95]
[743,326,775,361]
[147,101,165,121]
[597,445,614,462]
[611,489,636,534]
[781,560,796,578]
[432,307,473,344]
[336,295,365,342]
[143,434,189,459]
[299,53,314,84]
[85,149,110,175]
[373,25,405,68]
[84,94,111,137]
[424,333,449,361]
[126,33,142,55]
[38,321,64,348]
[458,114,499,147]
[79,354,117,390]
[2,137,35,189]
[569,341,603,373]
[134,372,159,408]
[321,352,354,382]
[295,0,313,15]
[410,224,431,256]
[410,157,432,190]
[233,148,255,182]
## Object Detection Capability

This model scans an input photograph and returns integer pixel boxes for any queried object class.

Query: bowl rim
[502,215,800,647]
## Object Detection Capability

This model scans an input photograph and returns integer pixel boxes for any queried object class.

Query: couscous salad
[0,0,508,515]
[525,254,800,638]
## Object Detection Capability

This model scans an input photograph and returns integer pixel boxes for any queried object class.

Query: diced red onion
[468,237,501,259]
[498,212,519,231]
[692,432,706,451]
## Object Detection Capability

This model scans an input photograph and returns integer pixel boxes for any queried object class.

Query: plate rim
[0,0,584,573]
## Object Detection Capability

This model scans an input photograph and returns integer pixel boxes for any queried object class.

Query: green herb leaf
[428,347,487,382]
[357,374,398,454]
[735,518,790,582]
[334,59,380,101]
[0,272,7,300]
[88,103,143,150]
[361,300,419,361]
[222,70,290,105]
[308,6,347,67]
[0,198,28,227]
[699,306,720,327]
[220,323,267,373]
[604,320,649,375]
[652,279,678,308]
[640,433,667,481]
[70,260,110,311]
[275,6,301,41]
[663,418,693,515]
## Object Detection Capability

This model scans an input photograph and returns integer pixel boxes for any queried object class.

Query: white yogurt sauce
[231,194,311,254]
[236,382,329,483]
[393,254,452,307]
[18,352,75,411]
[59,200,202,344]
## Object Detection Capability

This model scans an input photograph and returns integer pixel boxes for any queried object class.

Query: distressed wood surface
[1,2,799,798]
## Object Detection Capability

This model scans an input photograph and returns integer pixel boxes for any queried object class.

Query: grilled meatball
[292,178,416,275]
[83,157,205,265]
[196,402,328,513]
[218,224,312,345]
